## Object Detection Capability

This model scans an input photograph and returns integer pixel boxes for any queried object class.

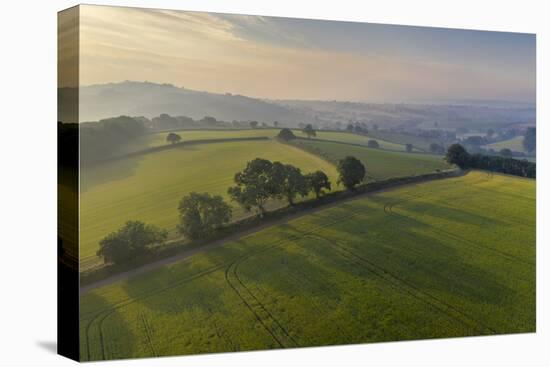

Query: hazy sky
[78,5,536,103]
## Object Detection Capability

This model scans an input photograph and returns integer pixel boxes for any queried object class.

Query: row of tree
[97,155,367,264]
[80,116,147,163]
[445,144,536,178]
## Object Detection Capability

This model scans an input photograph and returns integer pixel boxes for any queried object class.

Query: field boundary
[87,136,270,165]
[291,136,444,157]
[80,168,463,293]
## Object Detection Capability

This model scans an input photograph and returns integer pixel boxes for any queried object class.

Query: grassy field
[80,139,339,269]
[290,139,449,180]
[366,130,441,151]
[313,131,415,151]
[486,136,527,153]
[116,128,411,155]
[80,171,535,361]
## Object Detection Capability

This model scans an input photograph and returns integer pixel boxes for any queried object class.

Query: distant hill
[59,81,314,125]
[59,81,535,132]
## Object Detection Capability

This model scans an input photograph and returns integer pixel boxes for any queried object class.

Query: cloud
[77,5,535,102]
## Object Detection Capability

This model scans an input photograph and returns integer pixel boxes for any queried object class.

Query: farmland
[290,139,449,180]
[486,136,527,153]
[80,171,535,361]
[80,138,339,269]
[80,130,449,270]
[115,128,411,156]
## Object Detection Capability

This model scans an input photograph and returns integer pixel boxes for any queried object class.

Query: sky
[76,5,536,103]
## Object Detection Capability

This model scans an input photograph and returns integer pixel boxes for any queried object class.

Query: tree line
[96,153,367,265]
[445,143,535,178]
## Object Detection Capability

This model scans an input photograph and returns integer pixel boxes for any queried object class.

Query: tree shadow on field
[121,242,249,316]
[304,208,521,308]
[80,143,202,193]
[80,155,143,193]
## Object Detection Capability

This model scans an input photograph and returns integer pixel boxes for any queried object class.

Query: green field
[116,128,411,156]
[116,129,280,155]
[81,130,447,270]
[80,139,339,269]
[290,139,449,180]
[313,131,415,151]
[80,171,535,361]
[366,130,441,151]
[486,136,527,153]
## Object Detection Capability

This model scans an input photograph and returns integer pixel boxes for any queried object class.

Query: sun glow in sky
[76,5,535,102]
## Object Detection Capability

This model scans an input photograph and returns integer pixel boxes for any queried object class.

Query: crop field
[486,136,527,153]
[80,171,535,361]
[290,139,449,180]
[80,139,339,269]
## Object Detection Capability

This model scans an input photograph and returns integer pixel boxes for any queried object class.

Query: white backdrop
[0,0,547,365]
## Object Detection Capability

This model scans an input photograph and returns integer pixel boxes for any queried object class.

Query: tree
[273,121,279,128]
[277,128,296,141]
[405,143,413,153]
[346,124,354,132]
[272,162,309,205]
[445,143,470,169]
[354,125,363,133]
[486,128,495,138]
[166,132,182,144]
[306,171,331,199]
[153,113,179,129]
[430,143,445,154]
[337,156,366,190]
[228,158,277,216]
[302,124,316,139]
[249,121,259,129]
[367,140,380,148]
[523,127,536,153]
[200,116,220,126]
[499,148,513,158]
[372,123,379,131]
[178,192,232,239]
[97,221,167,265]
[464,136,486,146]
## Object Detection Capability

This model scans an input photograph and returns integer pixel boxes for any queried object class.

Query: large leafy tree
[306,171,331,199]
[445,143,470,169]
[337,156,366,190]
[272,162,309,205]
[178,192,232,239]
[302,124,316,139]
[277,128,296,141]
[499,148,513,158]
[97,221,167,265]
[166,132,182,144]
[367,140,379,148]
[228,158,278,216]
[523,127,536,153]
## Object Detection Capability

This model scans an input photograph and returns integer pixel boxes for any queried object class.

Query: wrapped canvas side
[57,5,80,361]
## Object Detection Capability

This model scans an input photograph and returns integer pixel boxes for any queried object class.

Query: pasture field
[366,130,441,151]
[290,139,449,180]
[80,171,535,361]
[486,136,527,153]
[80,139,339,269]
[313,131,414,151]
[116,129,281,155]
[116,128,410,156]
